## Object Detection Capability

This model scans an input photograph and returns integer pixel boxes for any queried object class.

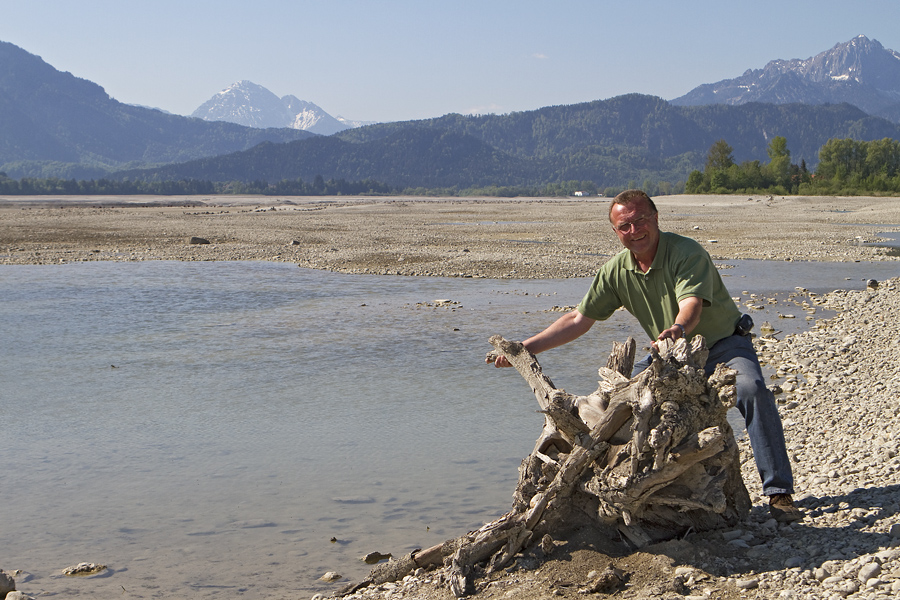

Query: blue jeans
[632,334,794,497]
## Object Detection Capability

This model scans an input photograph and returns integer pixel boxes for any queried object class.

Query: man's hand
[655,298,703,348]
[485,352,512,368]
[656,324,685,343]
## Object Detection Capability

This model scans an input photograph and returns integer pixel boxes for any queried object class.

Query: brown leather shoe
[769,494,804,523]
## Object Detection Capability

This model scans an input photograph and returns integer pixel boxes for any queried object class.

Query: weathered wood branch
[342,334,750,598]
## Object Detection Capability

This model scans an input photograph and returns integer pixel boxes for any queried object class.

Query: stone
[857,562,881,582]
[188,236,210,244]
[0,569,15,596]
[835,579,860,596]
[735,578,759,589]
[62,563,106,576]
[362,552,392,564]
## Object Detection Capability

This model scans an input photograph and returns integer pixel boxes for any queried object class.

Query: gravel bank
[2,194,900,275]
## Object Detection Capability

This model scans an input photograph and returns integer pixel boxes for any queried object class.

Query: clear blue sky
[2,1,899,123]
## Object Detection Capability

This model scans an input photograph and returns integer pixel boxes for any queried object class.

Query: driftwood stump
[338,335,750,597]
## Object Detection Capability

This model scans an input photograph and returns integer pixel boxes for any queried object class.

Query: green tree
[705,139,734,171]
[685,170,706,193]
[765,136,792,189]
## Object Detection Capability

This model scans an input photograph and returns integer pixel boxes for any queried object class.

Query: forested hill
[117,128,540,189]
[339,94,900,167]
[127,94,900,189]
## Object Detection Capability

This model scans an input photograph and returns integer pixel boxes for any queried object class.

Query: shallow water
[1,259,897,597]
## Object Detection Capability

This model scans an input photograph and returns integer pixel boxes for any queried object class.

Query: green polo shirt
[577,232,741,347]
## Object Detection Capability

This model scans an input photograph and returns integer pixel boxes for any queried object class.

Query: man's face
[609,199,660,259]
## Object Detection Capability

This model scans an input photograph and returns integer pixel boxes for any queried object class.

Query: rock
[362,552,392,564]
[889,523,900,538]
[62,562,106,576]
[578,564,626,594]
[188,236,210,244]
[6,592,34,600]
[784,556,804,568]
[857,562,881,582]
[540,534,555,556]
[866,279,878,289]
[735,578,759,589]
[835,579,860,596]
[320,571,342,582]
[0,569,15,596]
[669,575,690,595]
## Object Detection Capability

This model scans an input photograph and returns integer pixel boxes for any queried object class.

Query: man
[488,189,802,523]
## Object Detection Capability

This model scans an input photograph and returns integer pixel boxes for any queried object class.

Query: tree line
[686,137,900,195]
[0,175,216,196]
[0,172,611,198]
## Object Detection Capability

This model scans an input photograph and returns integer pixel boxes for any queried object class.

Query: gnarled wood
[341,335,751,598]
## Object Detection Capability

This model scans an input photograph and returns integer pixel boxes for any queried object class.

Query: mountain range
[2,35,900,188]
[672,35,900,122]
[190,80,372,135]
[124,96,900,189]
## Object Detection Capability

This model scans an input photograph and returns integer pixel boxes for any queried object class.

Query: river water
[2,259,898,598]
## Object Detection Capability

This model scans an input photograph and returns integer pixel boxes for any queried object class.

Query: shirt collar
[624,231,668,273]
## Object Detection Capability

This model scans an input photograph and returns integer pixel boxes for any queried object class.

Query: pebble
[735,578,759,589]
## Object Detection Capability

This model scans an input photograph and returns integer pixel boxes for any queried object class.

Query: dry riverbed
[2,194,900,274]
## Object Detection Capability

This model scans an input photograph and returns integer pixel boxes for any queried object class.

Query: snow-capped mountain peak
[191,81,368,134]
[671,35,900,121]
